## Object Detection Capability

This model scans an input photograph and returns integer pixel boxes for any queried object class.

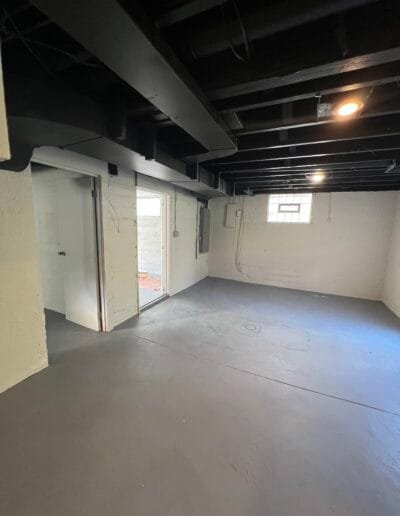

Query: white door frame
[31,158,106,331]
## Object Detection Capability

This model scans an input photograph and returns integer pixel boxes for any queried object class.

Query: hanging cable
[220,0,251,62]
[234,196,248,277]
[1,6,55,77]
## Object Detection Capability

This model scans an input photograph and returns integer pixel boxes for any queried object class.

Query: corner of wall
[382,191,400,318]
[0,166,48,394]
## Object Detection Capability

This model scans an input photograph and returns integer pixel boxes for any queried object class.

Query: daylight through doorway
[137,188,167,308]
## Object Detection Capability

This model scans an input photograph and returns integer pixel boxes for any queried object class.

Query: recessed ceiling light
[307,171,326,183]
[334,99,364,118]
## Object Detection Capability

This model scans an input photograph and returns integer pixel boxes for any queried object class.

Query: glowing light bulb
[335,100,363,118]
[309,171,326,183]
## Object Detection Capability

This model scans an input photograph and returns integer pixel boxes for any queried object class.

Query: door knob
[58,251,66,256]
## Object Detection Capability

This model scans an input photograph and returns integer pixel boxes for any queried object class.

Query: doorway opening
[137,188,168,309]
[31,164,103,340]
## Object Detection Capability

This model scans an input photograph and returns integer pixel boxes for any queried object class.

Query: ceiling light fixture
[307,171,326,184]
[334,98,364,118]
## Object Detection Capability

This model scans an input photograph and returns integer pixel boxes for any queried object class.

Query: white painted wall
[31,148,208,327]
[32,148,139,331]
[209,192,397,300]
[0,167,48,393]
[137,175,208,296]
[383,193,400,317]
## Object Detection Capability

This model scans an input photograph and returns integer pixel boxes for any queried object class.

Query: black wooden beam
[234,174,398,185]
[232,114,400,152]
[188,0,377,61]
[213,62,400,114]
[211,137,400,164]
[222,167,387,180]
[219,161,390,175]
[208,47,400,101]
[156,0,228,28]
[235,184,400,194]
[236,100,400,136]
[214,156,393,172]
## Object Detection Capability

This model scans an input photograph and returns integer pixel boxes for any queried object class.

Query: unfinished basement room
[1,0,400,514]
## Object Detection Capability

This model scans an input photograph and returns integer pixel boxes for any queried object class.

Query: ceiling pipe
[187,0,379,61]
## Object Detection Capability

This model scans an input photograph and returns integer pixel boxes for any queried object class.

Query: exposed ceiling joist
[188,0,377,61]
[215,155,393,172]
[220,161,390,175]
[214,137,400,164]
[237,183,400,194]
[222,167,387,179]
[215,63,400,114]
[237,106,400,136]
[234,174,399,185]
[156,0,227,28]
[234,114,400,151]
[215,152,398,169]
[208,47,400,100]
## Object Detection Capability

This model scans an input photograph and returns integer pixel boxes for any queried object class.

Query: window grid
[267,193,312,223]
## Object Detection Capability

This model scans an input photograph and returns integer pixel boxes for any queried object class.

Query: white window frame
[267,193,313,224]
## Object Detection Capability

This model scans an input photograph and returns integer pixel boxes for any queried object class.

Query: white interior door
[32,172,66,314]
[58,176,100,331]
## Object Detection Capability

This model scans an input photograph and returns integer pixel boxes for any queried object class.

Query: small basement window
[267,193,313,223]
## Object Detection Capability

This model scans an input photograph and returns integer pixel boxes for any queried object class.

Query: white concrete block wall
[209,191,398,300]
[383,192,400,317]
[0,167,48,393]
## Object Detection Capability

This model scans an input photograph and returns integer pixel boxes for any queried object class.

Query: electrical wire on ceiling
[220,0,251,62]
[0,5,54,77]
[0,5,99,77]
[23,37,99,68]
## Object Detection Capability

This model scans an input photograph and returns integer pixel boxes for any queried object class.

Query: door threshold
[140,294,169,312]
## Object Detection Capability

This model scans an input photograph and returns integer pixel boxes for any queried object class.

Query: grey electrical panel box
[199,207,210,254]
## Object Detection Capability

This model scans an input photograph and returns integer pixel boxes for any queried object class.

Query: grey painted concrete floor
[1,278,400,515]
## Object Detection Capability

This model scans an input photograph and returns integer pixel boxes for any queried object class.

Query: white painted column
[0,167,48,393]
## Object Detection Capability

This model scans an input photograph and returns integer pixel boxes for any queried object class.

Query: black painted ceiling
[2,0,400,194]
